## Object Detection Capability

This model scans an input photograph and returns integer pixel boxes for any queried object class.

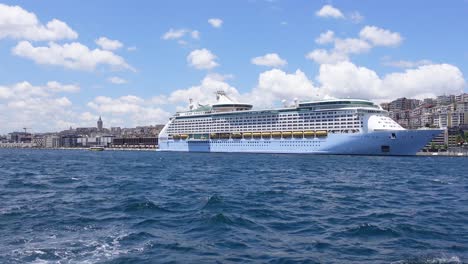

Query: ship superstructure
[158,92,442,155]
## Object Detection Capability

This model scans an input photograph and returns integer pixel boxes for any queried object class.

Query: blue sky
[0,0,467,133]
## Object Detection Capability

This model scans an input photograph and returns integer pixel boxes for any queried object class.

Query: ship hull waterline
[158,129,442,156]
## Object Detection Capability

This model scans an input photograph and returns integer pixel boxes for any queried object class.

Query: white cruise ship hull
[158,129,441,156]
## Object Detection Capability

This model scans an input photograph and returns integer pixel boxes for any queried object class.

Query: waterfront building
[423,98,436,105]
[99,135,114,147]
[77,135,114,147]
[7,132,32,143]
[389,97,420,112]
[32,135,46,148]
[74,127,95,136]
[112,137,158,148]
[383,93,468,130]
[111,127,122,136]
[436,95,455,106]
[45,135,61,148]
[446,127,463,148]
[455,93,468,103]
[61,135,79,148]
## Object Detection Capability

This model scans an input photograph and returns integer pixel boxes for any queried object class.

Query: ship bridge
[298,99,381,110]
[212,91,252,112]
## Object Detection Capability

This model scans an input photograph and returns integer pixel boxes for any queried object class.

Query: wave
[122,199,171,213]
[340,223,401,238]
[201,194,224,210]
[392,256,462,264]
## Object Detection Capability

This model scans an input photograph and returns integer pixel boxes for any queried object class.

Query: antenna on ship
[189,98,194,110]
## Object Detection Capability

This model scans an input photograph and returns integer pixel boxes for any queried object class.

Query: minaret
[97,116,103,131]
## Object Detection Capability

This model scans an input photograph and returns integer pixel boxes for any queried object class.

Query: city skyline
[0,1,467,134]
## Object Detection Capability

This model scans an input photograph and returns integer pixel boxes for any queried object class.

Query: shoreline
[1,146,468,156]
[0,146,157,152]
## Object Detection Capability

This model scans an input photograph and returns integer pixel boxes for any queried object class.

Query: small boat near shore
[89,146,105,151]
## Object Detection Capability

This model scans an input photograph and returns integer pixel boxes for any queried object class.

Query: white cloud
[107,76,127,84]
[157,70,313,111]
[317,61,466,100]
[251,53,287,67]
[0,81,79,99]
[191,30,200,39]
[162,28,200,40]
[307,26,400,65]
[12,41,134,71]
[208,18,223,28]
[382,58,433,68]
[45,81,80,92]
[87,95,171,126]
[164,71,313,111]
[0,81,78,133]
[168,74,240,105]
[359,26,402,47]
[318,61,382,99]
[0,3,78,41]
[306,49,348,64]
[350,11,364,23]
[95,37,123,51]
[315,30,335,44]
[79,112,98,122]
[187,48,219,70]
[316,5,344,19]
[334,38,372,54]
[88,95,142,114]
[382,64,465,99]
[162,28,187,40]
[248,69,319,107]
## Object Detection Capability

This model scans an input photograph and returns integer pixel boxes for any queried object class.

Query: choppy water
[0,149,467,263]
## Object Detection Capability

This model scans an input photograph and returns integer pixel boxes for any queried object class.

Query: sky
[0,0,467,133]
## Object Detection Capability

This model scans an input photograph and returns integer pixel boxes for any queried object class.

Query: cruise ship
[158,91,442,155]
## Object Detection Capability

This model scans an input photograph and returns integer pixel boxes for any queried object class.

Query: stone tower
[97,116,103,131]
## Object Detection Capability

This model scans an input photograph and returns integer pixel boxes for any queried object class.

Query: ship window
[381,145,390,153]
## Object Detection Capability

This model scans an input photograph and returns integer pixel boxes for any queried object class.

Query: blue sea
[0,149,467,263]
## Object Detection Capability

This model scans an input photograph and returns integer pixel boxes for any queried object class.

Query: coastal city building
[381,93,468,150]
[0,116,164,149]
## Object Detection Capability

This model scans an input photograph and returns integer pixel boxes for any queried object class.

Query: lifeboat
[219,133,230,139]
[172,134,181,140]
[210,133,219,139]
[282,131,292,138]
[261,132,271,138]
[252,132,262,138]
[272,132,282,138]
[242,132,252,138]
[180,134,189,140]
[316,130,328,137]
[293,131,304,137]
[303,131,315,138]
[232,133,242,139]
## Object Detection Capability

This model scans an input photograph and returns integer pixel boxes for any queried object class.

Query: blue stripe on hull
[158,130,441,156]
